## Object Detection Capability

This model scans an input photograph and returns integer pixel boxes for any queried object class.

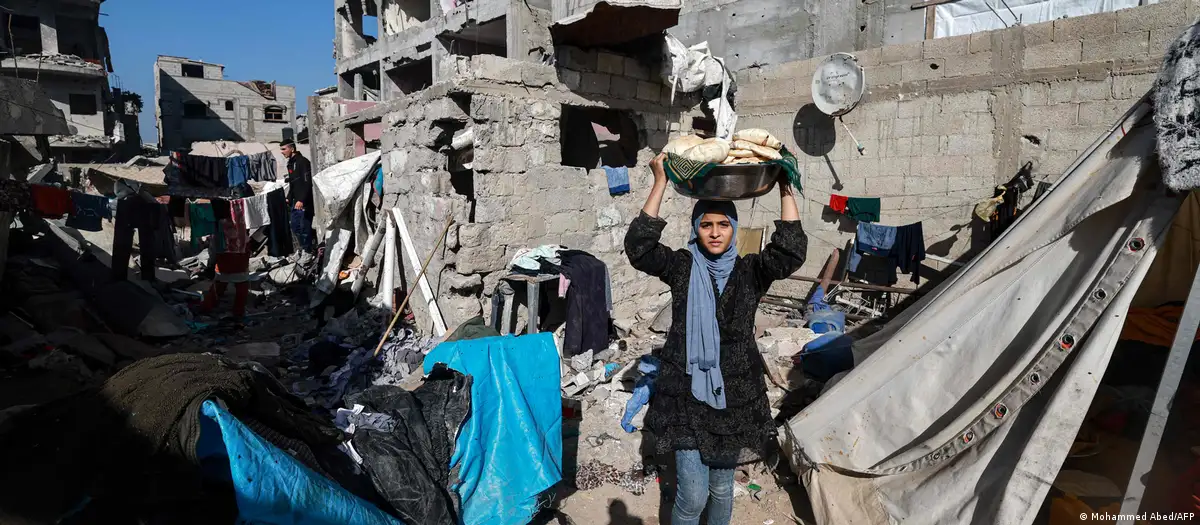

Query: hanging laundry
[227,155,250,187]
[846,197,881,222]
[0,179,32,212]
[604,166,630,195]
[30,185,72,218]
[111,197,163,282]
[510,245,564,273]
[848,222,897,272]
[225,199,250,254]
[828,194,848,213]
[891,222,925,285]
[247,152,278,182]
[558,274,571,298]
[177,153,229,188]
[265,188,294,258]
[240,193,272,229]
[554,250,611,357]
[66,192,112,232]
[188,201,219,251]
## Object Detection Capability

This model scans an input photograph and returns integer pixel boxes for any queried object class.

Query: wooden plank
[925,6,937,39]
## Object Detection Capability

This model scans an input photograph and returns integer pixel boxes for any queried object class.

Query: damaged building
[0,0,137,162]
[154,56,299,151]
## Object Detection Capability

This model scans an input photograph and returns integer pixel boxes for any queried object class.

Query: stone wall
[731,1,1195,279]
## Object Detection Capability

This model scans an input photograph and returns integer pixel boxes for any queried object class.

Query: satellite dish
[812,53,866,117]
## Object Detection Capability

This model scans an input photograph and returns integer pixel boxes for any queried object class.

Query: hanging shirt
[891,222,925,285]
[828,194,849,213]
[848,222,898,272]
[247,152,278,182]
[227,155,250,187]
[66,192,112,232]
[188,201,220,251]
[239,193,272,229]
[846,197,881,222]
[225,199,250,254]
[30,185,72,218]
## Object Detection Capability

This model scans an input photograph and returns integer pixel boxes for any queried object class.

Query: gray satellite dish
[812,52,866,117]
[811,52,867,155]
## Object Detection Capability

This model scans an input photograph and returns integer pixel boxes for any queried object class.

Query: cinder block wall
[733,1,1195,280]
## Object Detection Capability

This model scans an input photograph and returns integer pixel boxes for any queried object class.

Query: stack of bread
[662,128,784,165]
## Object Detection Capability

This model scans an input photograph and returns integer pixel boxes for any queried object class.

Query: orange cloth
[1121,305,1199,348]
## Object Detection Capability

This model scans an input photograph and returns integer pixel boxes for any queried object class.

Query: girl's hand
[651,153,668,187]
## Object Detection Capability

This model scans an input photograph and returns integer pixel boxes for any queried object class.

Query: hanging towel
[240,193,272,229]
[604,166,630,195]
[30,185,72,218]
[828,194,849,213]
[227,155,250,188]
[66,192,112,232]
[848,222,897,272]
[188,201,220,251]
[846,197,881,222]
[0,179,32,212]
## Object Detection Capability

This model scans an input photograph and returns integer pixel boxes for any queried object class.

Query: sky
[103,0,336,144]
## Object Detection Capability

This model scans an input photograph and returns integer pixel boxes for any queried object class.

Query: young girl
[624,153,807,525]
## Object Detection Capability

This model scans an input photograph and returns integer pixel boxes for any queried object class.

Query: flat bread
[662,134,706,155]
[732,140,783,161]
[681,138,731,164]
[728,148,756,158]
[733,128,783,149]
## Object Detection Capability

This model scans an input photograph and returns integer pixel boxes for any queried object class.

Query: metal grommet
[1093,289,1107,301]
[962,431,975,444]
[932,452,942,461]
[1128,238,1145,251]
[1029,372,1041,385]
[993,403,1009,419]
[1059,334,1075,351]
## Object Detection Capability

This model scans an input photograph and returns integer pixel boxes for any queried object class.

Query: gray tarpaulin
[784,98,1184,524]
[312,151,381,234]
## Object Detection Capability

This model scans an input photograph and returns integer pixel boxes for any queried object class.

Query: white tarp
[785,98,1185,525]
[311,151,381,233]
[934,0,1145,38]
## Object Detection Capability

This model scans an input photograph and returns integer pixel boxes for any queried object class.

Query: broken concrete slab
[94,333,167,361]
[46,329,116,367]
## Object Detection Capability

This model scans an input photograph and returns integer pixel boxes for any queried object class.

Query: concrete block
[866,64,902,85]
[581,72,612,95]
[522,64,558,87]
[969,31,995,53]
[561,69,582,91]
[1036,103,1079,127]
[1082,31,1150,62]
[1053,12,1117,42]
[1111,72,1156,99]
[456,243,508,274]
[424,97,469,122]
[1048,127,1106,152]
[901,59,946,82]
[1077,100,1127,127]
[947,135,991,155]
[1023,21,1054,46]
[1024,42,1083,68]
[903,175,948,194]
[636,80,660,102]
[611,76,638,99]
[949,174,994,191]
[624,57,652,81]
[882,41,924,64]
[923,35,970,58]
[1116,1,1185,33]
[558,46,597,72]
[1021,83,1050,106]
[942,91,992,113]
[1151,26,1188,56]
[944,54,994,78]
[597,52,625,75]
[855,47,884,67]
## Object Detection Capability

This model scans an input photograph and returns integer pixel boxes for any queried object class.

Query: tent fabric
[785,99,1184,524]
[423,333,563,525]
[198,400,402,525]
[1132,191,1200,308]
[312,151,381,232]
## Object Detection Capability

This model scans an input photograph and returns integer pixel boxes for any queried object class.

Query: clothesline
[802,184,1001,199]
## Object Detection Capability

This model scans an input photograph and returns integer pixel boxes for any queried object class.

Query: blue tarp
[423,333,563,525]
[197,400,402,525]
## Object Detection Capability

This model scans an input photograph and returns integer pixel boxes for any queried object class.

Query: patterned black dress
[624,211,808,467]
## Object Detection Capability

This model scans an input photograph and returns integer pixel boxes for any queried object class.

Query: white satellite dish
[812,52,866,117]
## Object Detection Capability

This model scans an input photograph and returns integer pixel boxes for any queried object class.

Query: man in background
[281,139,315,257]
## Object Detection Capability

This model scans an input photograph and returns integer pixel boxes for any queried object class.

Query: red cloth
[30,185,71,218]
[201,252,250,317]
[829,194,849,213]
[222,198,249,254]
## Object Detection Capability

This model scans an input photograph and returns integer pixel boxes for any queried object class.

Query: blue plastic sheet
[198,400,402,525]
[423,333,563,525]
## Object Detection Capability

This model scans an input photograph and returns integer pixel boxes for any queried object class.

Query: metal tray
[672,163,783,201]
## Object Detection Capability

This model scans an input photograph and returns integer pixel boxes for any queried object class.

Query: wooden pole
[372,213,454,358]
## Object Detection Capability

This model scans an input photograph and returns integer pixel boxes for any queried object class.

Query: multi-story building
[154,55,298,152]
[0,0,132,162]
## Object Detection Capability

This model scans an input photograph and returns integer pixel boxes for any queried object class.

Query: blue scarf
[686,200,738,410]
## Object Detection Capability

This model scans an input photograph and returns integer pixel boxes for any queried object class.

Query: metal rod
[372,214,454,358]
[786,274,921,295]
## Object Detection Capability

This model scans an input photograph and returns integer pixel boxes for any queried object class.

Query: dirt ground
[548,481,810,525]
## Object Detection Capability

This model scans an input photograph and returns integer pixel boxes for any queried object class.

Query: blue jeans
[672,450,734,525]
[290,209,314,252]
